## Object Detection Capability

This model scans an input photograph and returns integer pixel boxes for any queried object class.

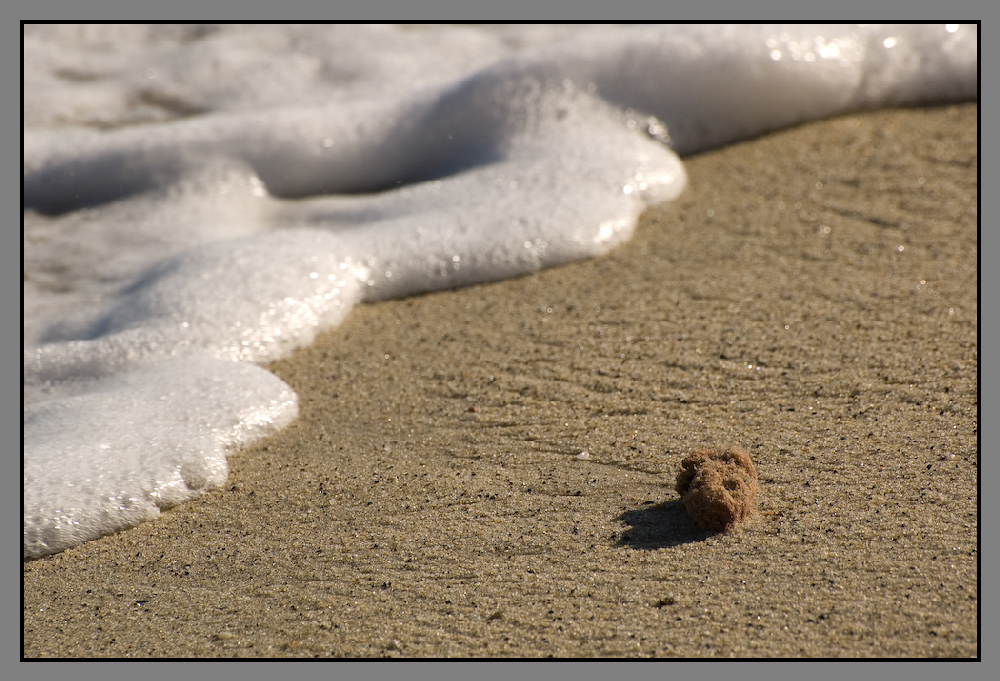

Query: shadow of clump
[615,500,714,549]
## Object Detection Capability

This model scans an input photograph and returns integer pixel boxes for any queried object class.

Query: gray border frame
[12,4,987,680]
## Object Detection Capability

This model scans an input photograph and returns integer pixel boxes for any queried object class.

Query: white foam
[23,356,297,559]
[23,24,977,558]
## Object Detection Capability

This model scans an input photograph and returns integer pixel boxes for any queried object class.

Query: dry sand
[23,103,978,658]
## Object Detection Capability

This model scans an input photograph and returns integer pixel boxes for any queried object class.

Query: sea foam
[23,24,977,558]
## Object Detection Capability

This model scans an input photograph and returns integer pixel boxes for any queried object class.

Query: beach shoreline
[23,103,978,658]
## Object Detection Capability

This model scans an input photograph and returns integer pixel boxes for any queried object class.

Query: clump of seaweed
[675,446,758,532]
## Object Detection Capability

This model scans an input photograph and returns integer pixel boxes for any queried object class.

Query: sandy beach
[23,103,978,658]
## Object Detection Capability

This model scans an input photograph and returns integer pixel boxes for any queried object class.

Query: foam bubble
[23,356,297,559]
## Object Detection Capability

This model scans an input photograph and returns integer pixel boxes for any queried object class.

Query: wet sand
[23,103,978,658]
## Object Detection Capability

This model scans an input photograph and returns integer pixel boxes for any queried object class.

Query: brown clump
[675,446,758,532]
